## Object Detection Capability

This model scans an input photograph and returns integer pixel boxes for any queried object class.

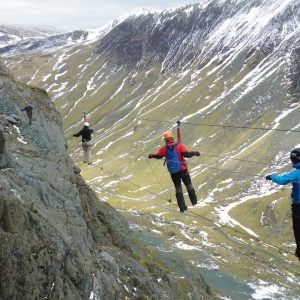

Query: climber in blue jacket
[266,148,300,260]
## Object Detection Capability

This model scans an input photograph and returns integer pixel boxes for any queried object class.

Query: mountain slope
[2,0,300,298]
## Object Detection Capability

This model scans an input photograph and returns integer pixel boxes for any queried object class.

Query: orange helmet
[163,132,174,140]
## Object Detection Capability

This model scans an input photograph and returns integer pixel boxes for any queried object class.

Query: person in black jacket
[21,100,33,125]
[73,122,93,164]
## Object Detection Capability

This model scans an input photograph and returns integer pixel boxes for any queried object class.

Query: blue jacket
[271,162,300,204]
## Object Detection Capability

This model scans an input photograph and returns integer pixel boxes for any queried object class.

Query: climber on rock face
[21,100,33,125]
[73,122,93,165]
[266,148,300,261]
[0,130,5,156]
[148,132,200,212]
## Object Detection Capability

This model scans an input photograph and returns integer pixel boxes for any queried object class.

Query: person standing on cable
[266,148,300,261]
[148,132,200,212]
[73,122,93,165]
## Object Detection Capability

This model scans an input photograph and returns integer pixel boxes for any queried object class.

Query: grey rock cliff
[0,66,214,299]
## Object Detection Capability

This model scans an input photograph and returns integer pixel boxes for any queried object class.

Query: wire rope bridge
[78,115,300,274]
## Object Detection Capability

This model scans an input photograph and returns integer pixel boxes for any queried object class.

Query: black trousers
[170,170,197,210]
[26,111,32,124]
[292,204,300,252]
[170,170,192,192]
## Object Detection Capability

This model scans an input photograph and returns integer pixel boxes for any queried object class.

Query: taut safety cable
[87,112,300,134]
[146,159,172,203]
[96,181,300,274]
[75,114,300,265]
[199,153,291,169]
[88,163,299,260]
[101,167,170,202]
[77,113,298,172]
[72,111,299,175]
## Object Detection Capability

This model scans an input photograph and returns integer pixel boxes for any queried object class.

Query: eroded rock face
[0,67,214,299]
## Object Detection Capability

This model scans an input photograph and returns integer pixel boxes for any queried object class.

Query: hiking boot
[176,193,187,212]
[180,206,188,213]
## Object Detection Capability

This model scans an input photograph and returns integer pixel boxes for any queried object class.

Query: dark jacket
[21,104,33,116]
[73,126,93,142]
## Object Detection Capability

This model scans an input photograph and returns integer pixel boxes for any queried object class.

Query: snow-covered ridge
[0,30,104,56]
[0,24,62,38]
[1,0,299,59]
[0,32,21,48]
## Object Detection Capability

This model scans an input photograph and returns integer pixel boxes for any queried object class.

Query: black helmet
[290,148,300,164]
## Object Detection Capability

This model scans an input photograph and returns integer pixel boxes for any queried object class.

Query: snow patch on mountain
[249,280,287,300]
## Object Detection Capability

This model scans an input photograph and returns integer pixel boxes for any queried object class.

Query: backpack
[165,144,181,173]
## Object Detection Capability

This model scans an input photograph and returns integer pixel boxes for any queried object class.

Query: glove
[148,154,153,159]
[194,151,200,156]
[265,175,272,181]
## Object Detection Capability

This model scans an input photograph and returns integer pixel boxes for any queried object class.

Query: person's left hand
[265,175,272,180]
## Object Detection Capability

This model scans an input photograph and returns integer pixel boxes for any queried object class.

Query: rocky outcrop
[0,66,214,299]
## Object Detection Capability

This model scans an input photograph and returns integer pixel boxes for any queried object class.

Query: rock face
[0,66,214,299]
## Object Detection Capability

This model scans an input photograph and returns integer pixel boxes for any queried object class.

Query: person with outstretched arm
[266,148,300,261]
[148,132,200,212]
[21,99,33,125]
[73,122,94,165]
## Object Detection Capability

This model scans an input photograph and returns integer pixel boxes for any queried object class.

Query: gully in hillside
[21,99,33,125]
[73,122,94,165]
[148,132,200,212]
[266,148,300,261]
